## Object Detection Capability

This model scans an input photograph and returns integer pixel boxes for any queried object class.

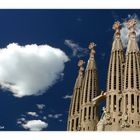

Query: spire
[112,21,123,51]
[113,21,121,37]
[80,42,99,131]
[124,19,140,90]
[67,60,85,131]
[122,19,140,130]
[105,21,125,131]
[126,19,139,53]
[78,60,85,76]
[89,42,96,58]
[74,60,85,89]
[107,21,124,92]
[85,42,96,71]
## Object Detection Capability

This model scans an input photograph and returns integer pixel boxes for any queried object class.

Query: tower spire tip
[127,19,136,29]
[89,42,96,50]
[78,60,85,67]
[112,21,121,31]
[78,60,85,76]
[88,42,96,58]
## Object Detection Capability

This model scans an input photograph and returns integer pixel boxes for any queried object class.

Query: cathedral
[67,19,140,131]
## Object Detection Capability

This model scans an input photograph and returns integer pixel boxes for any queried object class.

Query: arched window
[137,96,139,113]
[114,52,117,90]
[76,118,79,130]
[89,71,92,101]
[126,56,129,89]
[109,95,111,111]
[77,89,80,112]
[109,54,113,90]
[119,98,121,112]
[93,106,95,119]
[71,119,74,130]
[126,94,128,112]
[118,54,121,90]
[114,95,116,111]
[131,94,134,113]
[88,106,91,120]
[84,107,87,121]
[131,53,134,88]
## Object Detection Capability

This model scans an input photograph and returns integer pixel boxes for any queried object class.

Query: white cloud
[0,126,4,129]
[0,43,69,97]
[48,114,63,119]
[120,14,140,48]
[27,112,38,117]
[22,120,48,131]
[36,104,45,110]
[43,116,47,120]
[64,39,88,58]
[63,94,72,99]
[17,118,26,124]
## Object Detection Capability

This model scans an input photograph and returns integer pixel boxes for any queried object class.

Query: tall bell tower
[121,19,140,130]
[67,60,85,131]
[79,43,99,131]
[105,21,125,131]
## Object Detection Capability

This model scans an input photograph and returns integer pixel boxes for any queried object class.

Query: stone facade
[67,19,140,131]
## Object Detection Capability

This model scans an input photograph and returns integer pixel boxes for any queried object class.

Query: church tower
[79,42,99,131]
[67,18,140,131]
[67,60,85,131]
[121,19,140,130]
[105,21,125,131]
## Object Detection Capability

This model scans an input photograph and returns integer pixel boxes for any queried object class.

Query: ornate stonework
[68,19,140,131]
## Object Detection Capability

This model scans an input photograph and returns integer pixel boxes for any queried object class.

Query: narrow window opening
[113,118,115,122]
[114,95,116,111]
[109,95,111,111]
[131,94,134,113]
[84,107,87,121]
[88,107,91,120]
[126,94,128,112]
[71,119,74,131]
[93,107,94,119]
[119,99,121,112]
[137,96,139,113]
[76,118,79,130]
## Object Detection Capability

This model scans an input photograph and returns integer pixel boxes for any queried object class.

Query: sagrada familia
[67,19,140,131]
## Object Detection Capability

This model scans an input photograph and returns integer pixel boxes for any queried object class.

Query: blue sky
[0,9,139,131]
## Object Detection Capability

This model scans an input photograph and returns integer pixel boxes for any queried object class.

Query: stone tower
[67,60,85,131]
[79,42,99,131]
[67,18,140,131]
[121,19,140,130]
[105,21,125,131]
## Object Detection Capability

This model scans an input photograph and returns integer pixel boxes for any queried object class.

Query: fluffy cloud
[17,118,26,124]
[120,14,140,48]
[22,120,48,131]
[36,104,46,110]
[64,39,88,58]
[0,43,69,97]
[0,126,4,129]
[63,94,72,99]
[48,114,63,119]
[27,112,38,117]
[43,116,47,120]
